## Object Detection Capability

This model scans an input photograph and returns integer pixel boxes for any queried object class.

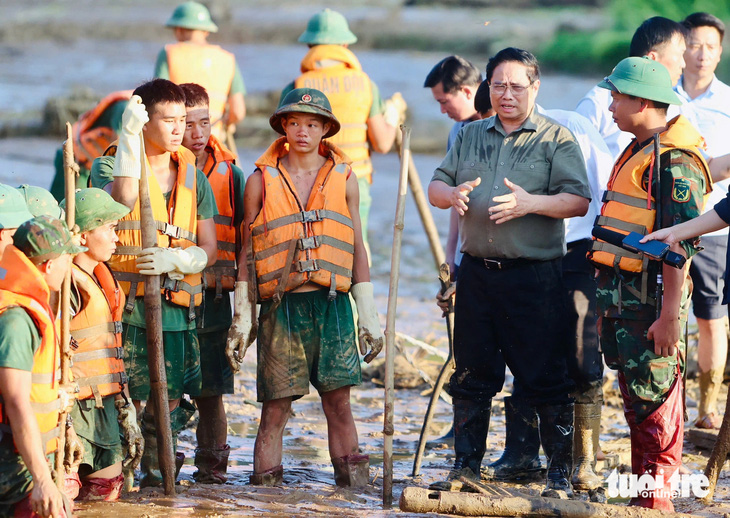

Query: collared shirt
[576,85,634,160]
[432,109,591,260]
[537,106,612,243]
[676,75,730,236]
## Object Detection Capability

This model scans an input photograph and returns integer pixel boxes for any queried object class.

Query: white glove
[115,400,144,470]
[58,384,77,414]
[136,246,208,277]
[225,281,254,373]
[383,92,407,128]
[351,282,384,363]
[112,95,149,179]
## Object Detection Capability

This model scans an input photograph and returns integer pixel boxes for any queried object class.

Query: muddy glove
[351,282,384,363]
[64,421,84,473]
[136,246,208,279]
[226,281,254,373]
[115,399,144,470]
[112,95,149,179]
[57,385,77,414]
[383,92,407,127]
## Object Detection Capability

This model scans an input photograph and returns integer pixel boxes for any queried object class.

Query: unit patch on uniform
[672,177,691,203]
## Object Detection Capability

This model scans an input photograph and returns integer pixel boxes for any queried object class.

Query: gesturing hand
[451,177,481,216]
[489,178,534,224]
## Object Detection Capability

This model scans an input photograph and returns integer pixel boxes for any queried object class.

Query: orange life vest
[0,246,62,455]
[72,90,133,170]
[251,137,355,301]
[201,135,238,300]
[70,263,126,407]
[590,115,712,276]
[166,42,236,140]
[107,146,203,320]
[295,45,374,183]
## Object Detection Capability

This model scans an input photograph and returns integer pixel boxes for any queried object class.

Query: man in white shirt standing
[676,12,730,430]
[576,17,687,159]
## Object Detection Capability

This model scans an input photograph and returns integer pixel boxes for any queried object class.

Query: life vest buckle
[300,210,323,224]
[298,236,321,250]
[296,259,320,273]
[113,321,123,334]
[114,346,124,359]
[162,223,182,239]
[161,275,181,292]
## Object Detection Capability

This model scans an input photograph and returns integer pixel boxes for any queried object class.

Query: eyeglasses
[489,81,534,96]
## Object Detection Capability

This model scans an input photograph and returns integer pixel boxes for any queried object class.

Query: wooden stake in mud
[394,133,446,271]
[703,384,730,502]
[56,122,77,490]
[139,138,176,496]
[411,263,455,477]
[383,125,410,507]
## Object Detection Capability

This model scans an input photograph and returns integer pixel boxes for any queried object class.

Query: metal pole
[383,125,410,507]
[139,138,176,495]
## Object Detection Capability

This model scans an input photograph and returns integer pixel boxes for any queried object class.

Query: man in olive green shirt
[428,48,590,499]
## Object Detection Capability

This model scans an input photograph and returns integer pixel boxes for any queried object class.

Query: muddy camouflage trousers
[599,315,686,423]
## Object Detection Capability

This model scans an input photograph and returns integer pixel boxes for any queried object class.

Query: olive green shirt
[431,110,591,260]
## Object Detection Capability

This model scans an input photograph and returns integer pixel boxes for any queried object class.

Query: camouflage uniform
[596,147,706,422]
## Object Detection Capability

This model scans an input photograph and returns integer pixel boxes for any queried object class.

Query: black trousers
[449,254,574,406]
[563,239,604,404]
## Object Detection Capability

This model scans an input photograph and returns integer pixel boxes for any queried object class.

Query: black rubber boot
[538,403,575,499]
[429,398,491,492]
[482,396,543,481]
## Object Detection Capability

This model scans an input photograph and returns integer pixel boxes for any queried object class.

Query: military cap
[60,188,130,233]
[13,215,87,262]
[597,57,681,105]
[166,1,218,33]
[298,9,357,45]
[0,183,33,230]
[270,88,340,138]
[17,184,63,219]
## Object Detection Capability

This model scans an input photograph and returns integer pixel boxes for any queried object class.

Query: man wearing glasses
[427,47,591,498]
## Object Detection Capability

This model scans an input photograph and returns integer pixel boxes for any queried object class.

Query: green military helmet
[166,1,218,33]
[14,215,87,262]
[17,184,63,219]
[597,57,681,106]
[60,188,130,233]
[298,8,357,45]
[270,88,341,139]
[0,183,33,230]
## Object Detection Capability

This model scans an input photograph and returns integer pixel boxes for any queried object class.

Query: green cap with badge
[0,183,33,230]
[60,188,130,233]
[17,184,63,219]
[13,215,87,262]
[270,88,340,138]
[166,1,218,33]
[597,56,681,105]
[298,9,357,45]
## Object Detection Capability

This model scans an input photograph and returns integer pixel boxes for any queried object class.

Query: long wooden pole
[56,122,76,489]
[139,139,175,495]
[383,125,410,507]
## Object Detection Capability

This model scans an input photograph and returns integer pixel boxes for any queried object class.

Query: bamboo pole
[394,134,445,271]
[383,125,410,507]
[56,122,76,490]
[139,138,176,495]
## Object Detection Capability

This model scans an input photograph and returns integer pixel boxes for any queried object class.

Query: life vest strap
[76,372,128,389]
[594,216,647,235]
[213,214,233,226]
[72,345,124,363]
[603,190,655,210]
[251,209,353,236]
[71,321,123,341]
[116,220,197,244]
[591,241,642,261]
[217,241,236,253]
[30,398,63,415]
[31,369,61,385]
[40,426,62,449]
[255,235,355,261]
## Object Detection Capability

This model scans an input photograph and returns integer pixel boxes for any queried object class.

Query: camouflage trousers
[599,315,686,423]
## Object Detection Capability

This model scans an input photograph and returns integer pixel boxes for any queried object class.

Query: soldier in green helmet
[589,56,712,512]
[17,184,63,219]
[155,1,246,142]
[282,9,407,262]
[0,183,34,258]
[226,88,383,488]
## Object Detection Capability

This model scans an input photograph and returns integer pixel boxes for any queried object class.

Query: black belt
[481,257,540,270]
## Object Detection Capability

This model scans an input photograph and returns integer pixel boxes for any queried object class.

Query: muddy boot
[696,369,724,429]
[425,424,454,449]
[332,453,370,487]
[250,465,284,486]
[429,398,491,492]
[571,402,603,491]
[140,410,163,488]
[170,400,196,479]
[193,444,230,484]
[538,403,574,499]
[482,397,542,481]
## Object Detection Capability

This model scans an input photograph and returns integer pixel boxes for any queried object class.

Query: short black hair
[629,17,688,57]
[474,81,492,115]
[682,12,725,42]
[423,55,482,93]
[132,78,186,116]
[180,83,210,109]
[486,47,540,84]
